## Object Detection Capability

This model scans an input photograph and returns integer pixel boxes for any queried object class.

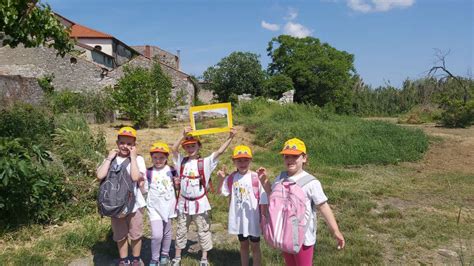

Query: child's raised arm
[216,165,228,195]
[171,127,191,158]
[257,167,272,196]
[96,149,119,180]
[213,128,237,160]
[317,202,345,250]
[129,146,142,182]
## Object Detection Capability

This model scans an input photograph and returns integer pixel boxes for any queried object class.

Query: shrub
[0,137,71,226]
[438,99,474,128]
[235,100,429,165]
[0,103,54,146]
[397,104,443,124]
[47,90,114,124]
[53,113,107,175]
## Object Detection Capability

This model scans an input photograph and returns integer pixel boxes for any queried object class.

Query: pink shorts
[111,208,144,242]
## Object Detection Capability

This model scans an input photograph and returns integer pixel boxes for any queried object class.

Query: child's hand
[216,165,227,179]
[107,149,119,160]
[257,167,268,184]
[183,126,193,137]
[129,146,138,159]
[335,230,345,250]
[229,127,237,138]
[173,176,181,187]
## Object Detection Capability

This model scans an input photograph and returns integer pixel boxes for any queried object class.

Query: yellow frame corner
[189,102,233,136]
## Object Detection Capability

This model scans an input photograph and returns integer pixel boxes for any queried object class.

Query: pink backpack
[261,172,315,254]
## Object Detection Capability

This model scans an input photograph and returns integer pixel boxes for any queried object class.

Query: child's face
[151,152,168,169]
[116,136,136,157]
[183,143,200,156]
[233,158,252,173]
[283,154,307,174]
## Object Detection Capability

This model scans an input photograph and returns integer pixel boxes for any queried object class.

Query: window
[94,45,102,51]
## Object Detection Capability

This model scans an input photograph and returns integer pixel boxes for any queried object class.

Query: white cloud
[283,22,312,38]
[285,7,298,20]
[261,20,280,31]
[347,0,415,13]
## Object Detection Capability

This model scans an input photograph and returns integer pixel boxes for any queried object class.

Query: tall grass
[235,99,429,166]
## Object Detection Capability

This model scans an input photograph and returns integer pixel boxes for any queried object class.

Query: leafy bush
[397,104,442,124]
[0,103,54,146]
[0,138,71,225]
[53,113,107,175]
[438,99,474,128]
[47,90,114,124]
[262,74,294,100]
[235,100,429,165]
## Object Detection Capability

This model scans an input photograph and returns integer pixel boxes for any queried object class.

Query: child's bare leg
[250,241,261,266]
[202,250,208,260]
[117,238,128,259]
[175,248,182,258]
[240,240,250,266]
[131,238,142,257]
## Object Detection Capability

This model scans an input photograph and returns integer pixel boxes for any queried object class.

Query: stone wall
[0,75,43,107]
[132,45,179,69]
[0,45,109,92]
[0,45,195,106]
[198,88,215,104]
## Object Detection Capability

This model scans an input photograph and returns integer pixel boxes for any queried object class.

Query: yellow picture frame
[189,103,233,136]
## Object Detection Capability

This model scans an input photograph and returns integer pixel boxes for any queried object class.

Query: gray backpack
[97,158,136,218]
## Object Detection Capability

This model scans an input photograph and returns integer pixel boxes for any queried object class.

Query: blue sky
[47,0,473,88]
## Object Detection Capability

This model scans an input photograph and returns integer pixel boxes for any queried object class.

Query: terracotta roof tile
[70,24,113,39]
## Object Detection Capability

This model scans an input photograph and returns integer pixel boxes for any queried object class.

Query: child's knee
[250,241,260,251]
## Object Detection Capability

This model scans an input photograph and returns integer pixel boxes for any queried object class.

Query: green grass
[235,100,429,166]
[2,101,472,265]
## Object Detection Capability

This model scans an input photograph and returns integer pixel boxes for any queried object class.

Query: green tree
[0,0,73,56]
[203,51,265,103]
[262,74,294,100]
[111,63,173,128]
[150,63,172,127]
[267,35,356,113]
[111,66,153,127]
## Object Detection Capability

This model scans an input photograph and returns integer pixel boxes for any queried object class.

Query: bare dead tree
[428,49,469,104]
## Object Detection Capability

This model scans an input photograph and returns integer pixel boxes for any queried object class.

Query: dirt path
[402,123,474,175]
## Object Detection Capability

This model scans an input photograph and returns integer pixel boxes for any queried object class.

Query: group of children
[97,126,345,266]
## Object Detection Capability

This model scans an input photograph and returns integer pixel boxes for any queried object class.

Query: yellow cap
[150,141,170,154]
[118,126,137,138]
[280,138,306,155]
[182,135,201,146]
[232,145,253,159]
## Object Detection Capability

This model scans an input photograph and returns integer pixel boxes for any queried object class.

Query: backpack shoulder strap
[121,157,131,168]
[278,171,288,182]
[197,158,205,178]
[227,171,238,194]
[296,174,318,210]
[296,174,316,188]
[179,157,189,178]
[146,167,153,184]
[250,171,260,202]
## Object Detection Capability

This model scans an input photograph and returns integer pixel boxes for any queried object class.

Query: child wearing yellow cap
[145,141,177,266]
[170,126,237,266]
[216,145,267,266]
[258,138,345,266]
[96,126,147,266]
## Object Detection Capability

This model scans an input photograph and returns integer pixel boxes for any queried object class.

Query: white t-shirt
[145,165,177,222]
[173,153,219,215]
[221,171,268,237]
[108,155,147,213]
[273,170,328,246]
